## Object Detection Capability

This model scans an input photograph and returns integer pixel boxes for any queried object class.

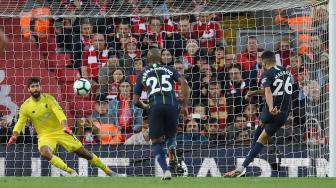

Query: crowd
[0,0,329,146]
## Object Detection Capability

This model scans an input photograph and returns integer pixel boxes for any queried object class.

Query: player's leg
[224,113,287,177]
[148,105,170,180]
[252,123,264,147]
[224,130,270,177]
[57,133,117,176]
[164,106,179,171]
[73,147,118,176]
[38,137,74,174]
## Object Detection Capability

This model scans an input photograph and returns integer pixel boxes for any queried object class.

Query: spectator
[224,65,248,124]
[81,33,109,82]
[74,117,100,144]
[243,103,259,128]
[0,112,11,143]
[288,53,304,83]
[206,81,228,129]
[305,35,327,63]
[216,53,237,87]
[124,115,151,145]
[161,49,174,66]
[20,0,51,43]
[225,115,250,141]
[108,68,125,99]
[248,51,264,90]
[212,46,226,72]
[71,18,94,68]
[108,19,133,51]
[91,94,114,124]
[274,113,301,144]
[181,39,200,69]
[176,119,208,145]
[234,128,252,145]
[119,37,142,75]
[108,81,143,134]
[140,16,183,57]
[128,58,144,77]
[178,17,196,49]
[236,36,263,72]
[192,12,224,56]
[274,8,313,54]
[97,50,121,97]
[275,36,292,68]
[204,118,225,143]
[190,103,209,130]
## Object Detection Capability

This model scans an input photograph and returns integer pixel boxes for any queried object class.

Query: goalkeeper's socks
[242,142,264,168]
[252,126,263,147]
[166,137,177,150]
[153,143,168,172]
[89,153,110,174]
[48,155,73,174]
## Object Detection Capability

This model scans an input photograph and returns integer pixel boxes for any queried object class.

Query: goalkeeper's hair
[27,77,41,88]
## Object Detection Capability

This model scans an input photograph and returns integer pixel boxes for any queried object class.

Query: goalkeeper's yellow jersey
[13,93,67,138]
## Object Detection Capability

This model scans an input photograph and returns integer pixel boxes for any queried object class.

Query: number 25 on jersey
[146,75,173,95]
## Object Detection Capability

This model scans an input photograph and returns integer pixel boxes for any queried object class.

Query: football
[73,78,91,96]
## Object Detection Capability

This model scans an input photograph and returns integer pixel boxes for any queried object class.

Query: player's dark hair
[261,50,276,65]
[27,77,40,88]
[147,48,162,65]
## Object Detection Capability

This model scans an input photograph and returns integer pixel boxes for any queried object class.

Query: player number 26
[273,77,293,96]
[146,75,172,95]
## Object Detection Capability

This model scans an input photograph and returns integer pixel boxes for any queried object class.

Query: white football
[73,78,91,96]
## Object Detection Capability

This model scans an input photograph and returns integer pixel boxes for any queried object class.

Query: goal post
[328,0,336,178]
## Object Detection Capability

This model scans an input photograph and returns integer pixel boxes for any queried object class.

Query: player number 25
[146,75,173,95]
[273,77,293,96]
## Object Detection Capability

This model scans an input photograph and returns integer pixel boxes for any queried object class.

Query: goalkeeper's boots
[106,169,121,177]
[168,148,178,171]
[224,167,246,178]
[161,170,172,180]
[68,170,79,177]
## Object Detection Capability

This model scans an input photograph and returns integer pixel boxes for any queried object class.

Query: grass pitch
[0,177,335,188]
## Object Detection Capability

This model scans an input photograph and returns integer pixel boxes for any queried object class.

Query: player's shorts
[38,131,83,152]
[148,104,179,139]
[261,111,289,136]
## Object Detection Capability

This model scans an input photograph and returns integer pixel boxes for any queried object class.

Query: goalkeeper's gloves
[63,127,73,135]
[7,134,17,145]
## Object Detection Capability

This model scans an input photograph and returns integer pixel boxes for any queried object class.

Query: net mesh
[0,0,330,177]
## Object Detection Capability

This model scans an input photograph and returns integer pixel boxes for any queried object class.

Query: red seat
[2,68,60,105]
[0,18,21,35]
[38,36,57,55]
[55,68,81,83]
[46,53,73,69]
[5,36,39,52]
[70,96,95,117]
[59,101,75,127]
[0,51,45,69]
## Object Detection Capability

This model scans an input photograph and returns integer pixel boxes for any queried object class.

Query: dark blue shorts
[261,110,289,136]
[148,104,179,139]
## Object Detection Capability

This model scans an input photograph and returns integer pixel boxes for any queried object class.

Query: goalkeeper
[7,77,116,176]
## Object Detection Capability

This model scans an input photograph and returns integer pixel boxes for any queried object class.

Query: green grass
[0,177,336,188]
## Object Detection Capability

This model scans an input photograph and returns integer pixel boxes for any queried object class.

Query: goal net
[0,0,329,177]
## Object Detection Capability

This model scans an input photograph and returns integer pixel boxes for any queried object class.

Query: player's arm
[265,87,279,115]
[133,73,149,111]
[8,107,28,145]
[48,95,72,134]
[245,89,265,100]
[178,76,190,116]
